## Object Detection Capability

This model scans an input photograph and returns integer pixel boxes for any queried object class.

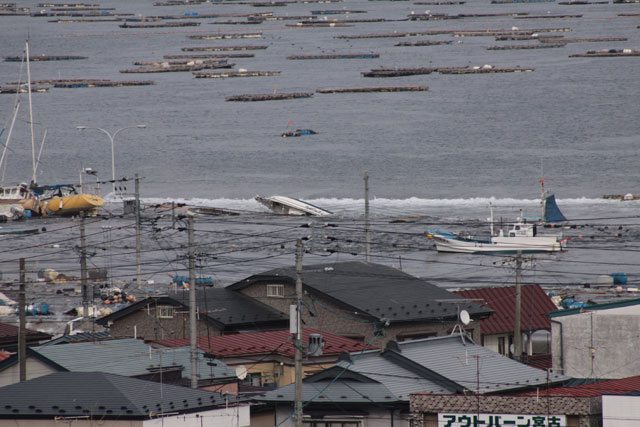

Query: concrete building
[550,298,640,378]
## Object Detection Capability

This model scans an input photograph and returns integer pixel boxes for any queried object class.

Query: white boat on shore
[255,195,333,216]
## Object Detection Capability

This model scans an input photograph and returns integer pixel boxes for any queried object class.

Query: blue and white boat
[430,204,565,254]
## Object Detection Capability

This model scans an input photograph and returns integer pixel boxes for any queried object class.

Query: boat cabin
[0,184,33,201]
[498,221,537,238]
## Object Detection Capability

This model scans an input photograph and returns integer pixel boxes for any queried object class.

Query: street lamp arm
[75,124,146,193]
[112,124,146,140]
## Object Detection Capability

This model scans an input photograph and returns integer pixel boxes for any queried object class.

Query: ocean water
[0,0,639,302]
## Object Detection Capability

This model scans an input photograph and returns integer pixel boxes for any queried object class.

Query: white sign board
[438,413,567,427]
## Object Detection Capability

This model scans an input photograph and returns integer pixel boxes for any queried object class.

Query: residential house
[0,337,239,393]
[153,328,373,388]
[228,261,494,346]
[0,322,51,352]
[96,288,289,341]
[454,284,558,360]
[0,371,250,426]
[250,334,570,427]
[550,298,640,378]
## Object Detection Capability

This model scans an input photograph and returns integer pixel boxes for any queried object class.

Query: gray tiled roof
[259,378,403,404]
[230,261,493,322]
[393,335,569,393]
[336,350,459,399]
[0,372,229,419]
[33,338,236,380]
[341,335,569,395]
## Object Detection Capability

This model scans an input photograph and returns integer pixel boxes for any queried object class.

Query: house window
[241,372,262,387]
[157,306,174,319]
[398,332,437,342]
[266,284,285,298]
[498,336,506,355]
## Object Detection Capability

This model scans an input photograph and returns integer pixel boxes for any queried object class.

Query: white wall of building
[274,406,409,427]
[551,309,640,378]
[144,406,250,427]
[0,357,57,388]
[602,395,640,427]
[0,406,249,427]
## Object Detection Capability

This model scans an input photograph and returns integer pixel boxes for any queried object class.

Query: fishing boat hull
[255,195,332,216]
[433,234,563,254]
[43,194,103,216]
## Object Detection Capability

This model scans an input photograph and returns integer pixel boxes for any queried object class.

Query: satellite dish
[235,366,248,380]
[459,310,471,326]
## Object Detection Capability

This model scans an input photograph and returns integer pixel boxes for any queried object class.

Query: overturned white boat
[255,195,333,216]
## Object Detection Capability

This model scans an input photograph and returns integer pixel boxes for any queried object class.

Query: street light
[76,125,146,193]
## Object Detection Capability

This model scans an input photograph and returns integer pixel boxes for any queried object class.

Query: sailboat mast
[25,41,36,185]
[540,159,545,221]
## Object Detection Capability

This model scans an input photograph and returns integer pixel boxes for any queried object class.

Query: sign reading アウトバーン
[438,413,567,427]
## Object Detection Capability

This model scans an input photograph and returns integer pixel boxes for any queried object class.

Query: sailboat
[0,41,103,217]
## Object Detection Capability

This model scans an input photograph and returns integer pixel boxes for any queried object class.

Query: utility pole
[188,215,198,389]
[295,238,304,427]
[80,215,89,326]
[18,258,26,382]
[364,171,370,263]
[513,250,522,361]
[135,174,142,288]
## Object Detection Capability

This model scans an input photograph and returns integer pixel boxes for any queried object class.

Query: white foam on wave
[101,194,631,222]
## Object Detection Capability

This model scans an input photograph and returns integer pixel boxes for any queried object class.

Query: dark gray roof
[230,261,493,322]
[0,372,230,419]
[32,338,236,380]
[98,287,288,328]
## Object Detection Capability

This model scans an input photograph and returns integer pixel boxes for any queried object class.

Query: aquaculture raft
[120,63,232,73]
[182,45,268,51]
[225,92,314,101]
[362,67,437,77]
[165,53,255,59]
[286,53,379,59]
[0,86,49,94]
[394,40,453,46]
[486,43,566,49]
[316,86,429,93]
[187,32,262,40]
[569,49,640,57]
[53,80,154,88]
[194,70,280,78]
[119,21,200,28]
[439,66,534,74]
[4,55,87,62]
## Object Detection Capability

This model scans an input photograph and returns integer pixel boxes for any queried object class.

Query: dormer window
[266,284,285,298]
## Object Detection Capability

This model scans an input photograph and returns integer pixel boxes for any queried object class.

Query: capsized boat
[281,129,316,138]
[255,195,333,216]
